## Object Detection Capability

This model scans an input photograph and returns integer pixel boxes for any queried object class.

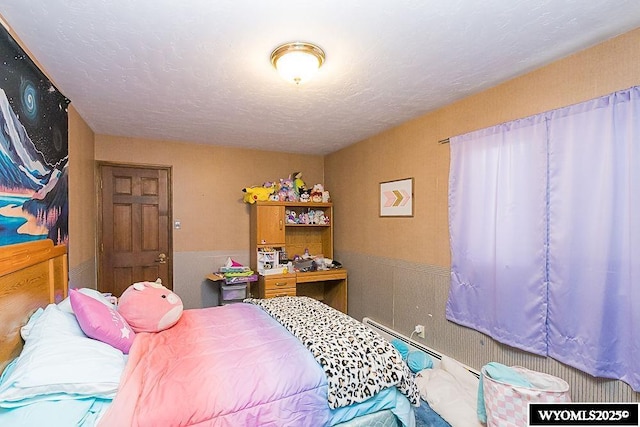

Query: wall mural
[0,25,70,246]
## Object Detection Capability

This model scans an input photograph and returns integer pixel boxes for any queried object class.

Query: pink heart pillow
[70,289,135,353]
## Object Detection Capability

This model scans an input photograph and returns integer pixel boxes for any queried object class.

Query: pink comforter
[98,304,330,426]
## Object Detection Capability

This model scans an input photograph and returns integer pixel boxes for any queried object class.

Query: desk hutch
[249,201,348,313]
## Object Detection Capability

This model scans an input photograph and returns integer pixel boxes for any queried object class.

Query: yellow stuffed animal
[242,186,275,204]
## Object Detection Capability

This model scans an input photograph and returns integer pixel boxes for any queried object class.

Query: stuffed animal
[242,185,275,204]
[291,172,307,195]
[310,183,324,203]
[268,192,280,201]
[262,182,280,201]
[314,210,328,225]
[278,177,298,202]
[117,279,184,333]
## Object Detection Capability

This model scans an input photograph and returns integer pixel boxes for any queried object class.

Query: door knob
[155,253,168,264]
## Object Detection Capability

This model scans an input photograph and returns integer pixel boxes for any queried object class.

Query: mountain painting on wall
[0,25,70,246]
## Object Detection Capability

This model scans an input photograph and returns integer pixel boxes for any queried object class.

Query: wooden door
[98,163,172,297]
[255,204,285,245]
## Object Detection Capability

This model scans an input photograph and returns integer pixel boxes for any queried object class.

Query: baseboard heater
[362,317,479,377]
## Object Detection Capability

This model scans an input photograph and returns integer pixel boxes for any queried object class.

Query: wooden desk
[252,269,348,313]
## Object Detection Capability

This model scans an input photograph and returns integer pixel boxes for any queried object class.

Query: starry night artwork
[0,25,70,246]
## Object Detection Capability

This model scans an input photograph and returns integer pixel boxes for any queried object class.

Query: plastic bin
[221,283,247,301]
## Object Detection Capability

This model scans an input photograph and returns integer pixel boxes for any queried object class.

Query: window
[447,87,640,391]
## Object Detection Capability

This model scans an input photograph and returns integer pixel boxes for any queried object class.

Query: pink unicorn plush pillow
[117,280,183,333]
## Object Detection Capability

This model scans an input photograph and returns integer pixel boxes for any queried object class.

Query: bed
[0,239,422,427]
[0,238,67,374]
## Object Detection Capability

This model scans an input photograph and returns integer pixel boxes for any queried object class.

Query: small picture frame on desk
[379,178,414,217]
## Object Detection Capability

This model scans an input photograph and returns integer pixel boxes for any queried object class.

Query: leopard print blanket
[245,296,420,409]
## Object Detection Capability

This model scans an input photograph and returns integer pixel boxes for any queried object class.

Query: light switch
[174,220,181,230]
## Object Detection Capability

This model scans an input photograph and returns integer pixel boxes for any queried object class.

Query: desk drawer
[262,276,296,299]
[264,287,297,298]
[263,276,296,291]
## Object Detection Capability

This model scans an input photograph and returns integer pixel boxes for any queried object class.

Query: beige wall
[68,105,96,272]
[326,28,640,268]
[94,135,324,307]
[325,29,640,401]
[94,135,324,252]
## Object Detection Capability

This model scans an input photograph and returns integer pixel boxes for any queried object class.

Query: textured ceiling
[1,1,640,155]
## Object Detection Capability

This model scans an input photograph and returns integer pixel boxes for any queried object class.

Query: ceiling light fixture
[270,42,325,85]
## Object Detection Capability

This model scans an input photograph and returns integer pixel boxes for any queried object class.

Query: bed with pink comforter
[99,302,331,426]
[98,297,418,427]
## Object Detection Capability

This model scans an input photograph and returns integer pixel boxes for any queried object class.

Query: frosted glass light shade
[271,42,325,85]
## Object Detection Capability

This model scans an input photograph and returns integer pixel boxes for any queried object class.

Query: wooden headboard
[0,239,68,373]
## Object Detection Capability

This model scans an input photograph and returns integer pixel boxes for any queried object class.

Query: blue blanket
[415,399,451,427]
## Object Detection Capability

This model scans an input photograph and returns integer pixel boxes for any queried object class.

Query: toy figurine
[310,183,324,203]
[291,171,307,195]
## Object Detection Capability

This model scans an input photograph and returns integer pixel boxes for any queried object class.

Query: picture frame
[379,177,414,217]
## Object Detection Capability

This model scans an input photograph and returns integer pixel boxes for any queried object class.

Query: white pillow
[414,356,482,427]
[0,304,126,407]
[20,307,44,341]
[57,288,115,314]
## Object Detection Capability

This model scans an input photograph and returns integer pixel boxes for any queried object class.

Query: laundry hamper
[482,366,571,427]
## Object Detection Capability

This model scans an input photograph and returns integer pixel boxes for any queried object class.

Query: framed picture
[379,178,414,217]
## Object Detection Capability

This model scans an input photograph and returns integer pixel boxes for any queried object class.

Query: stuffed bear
[118,279,183,333]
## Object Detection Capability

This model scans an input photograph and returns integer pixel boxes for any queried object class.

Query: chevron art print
[379,178,413,217]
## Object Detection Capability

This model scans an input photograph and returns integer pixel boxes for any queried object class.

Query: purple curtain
[446,115,549,355]
[447,87,640,391]
[547,88,640,390]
